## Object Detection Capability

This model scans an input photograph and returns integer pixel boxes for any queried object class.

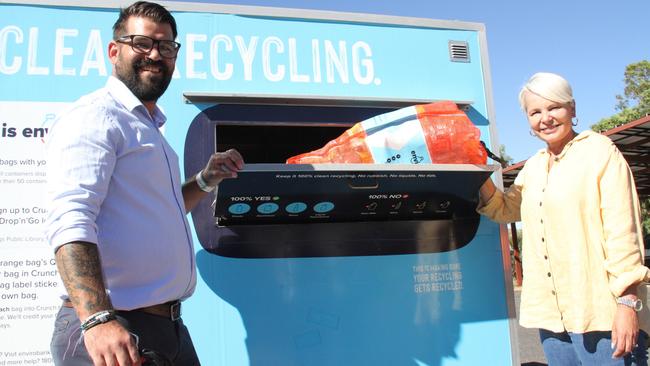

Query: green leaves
[591,60,650,132]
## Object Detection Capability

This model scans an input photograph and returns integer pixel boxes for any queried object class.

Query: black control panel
[197,164,497,257]
[214,164,495,226]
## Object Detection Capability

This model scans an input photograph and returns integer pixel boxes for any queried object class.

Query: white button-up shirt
[45,76,196,310]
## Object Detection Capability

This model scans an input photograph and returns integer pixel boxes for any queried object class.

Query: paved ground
[513,287,548,366]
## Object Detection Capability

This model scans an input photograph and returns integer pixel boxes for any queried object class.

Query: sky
[176,0,649,163]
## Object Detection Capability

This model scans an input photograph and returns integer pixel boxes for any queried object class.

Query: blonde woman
[479,72,648,365]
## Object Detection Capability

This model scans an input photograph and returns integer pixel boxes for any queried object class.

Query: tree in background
[498,144,514,167]
[592,60,650,132]
[591,60,650,237]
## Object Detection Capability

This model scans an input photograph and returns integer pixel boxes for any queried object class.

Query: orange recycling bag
[286,101,487,165]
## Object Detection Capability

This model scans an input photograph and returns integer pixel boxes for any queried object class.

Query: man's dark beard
[116,58,172,102]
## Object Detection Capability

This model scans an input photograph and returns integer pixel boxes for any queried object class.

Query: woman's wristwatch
[616,296,643,311]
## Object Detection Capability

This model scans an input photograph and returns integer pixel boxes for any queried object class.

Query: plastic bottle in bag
[286,101,487,165]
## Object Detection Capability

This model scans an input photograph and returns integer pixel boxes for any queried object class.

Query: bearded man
[45,2,243,365]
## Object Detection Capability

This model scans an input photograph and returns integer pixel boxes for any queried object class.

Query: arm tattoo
[55,242,113,317]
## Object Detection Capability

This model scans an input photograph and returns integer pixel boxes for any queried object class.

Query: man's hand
[201,148,245,186]
[55,242,140,365]
[182,149,244,212]
[83,320,141,366]
[611,300,639,359]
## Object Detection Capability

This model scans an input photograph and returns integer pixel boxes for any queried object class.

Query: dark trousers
[51,306,200,365]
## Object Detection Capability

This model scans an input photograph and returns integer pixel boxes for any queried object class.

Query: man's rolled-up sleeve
[45,105,117,252]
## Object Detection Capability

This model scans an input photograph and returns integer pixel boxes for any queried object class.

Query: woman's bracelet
[80,309,117,334]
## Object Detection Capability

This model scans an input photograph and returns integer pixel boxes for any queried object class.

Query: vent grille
[449,41,470,63]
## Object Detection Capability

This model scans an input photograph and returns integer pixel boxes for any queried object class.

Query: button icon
[364,202,378,211]
[313,202,335,213]
[257,202,279,214]
[286,202,307,214]
[228,203,251,215]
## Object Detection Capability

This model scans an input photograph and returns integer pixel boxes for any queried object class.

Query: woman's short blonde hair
[518,72,574,110]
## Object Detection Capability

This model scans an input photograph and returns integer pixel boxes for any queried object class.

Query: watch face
[617,297,643,311]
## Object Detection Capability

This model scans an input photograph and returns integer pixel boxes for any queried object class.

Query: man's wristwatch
[196,170,215,192]
[616,296,643,311]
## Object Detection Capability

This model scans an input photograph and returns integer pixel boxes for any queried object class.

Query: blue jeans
[540,329,649,366]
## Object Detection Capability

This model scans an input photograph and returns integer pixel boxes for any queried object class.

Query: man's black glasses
[116,35,181,58]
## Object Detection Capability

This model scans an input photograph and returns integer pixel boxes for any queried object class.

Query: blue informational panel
[0,2,516,365]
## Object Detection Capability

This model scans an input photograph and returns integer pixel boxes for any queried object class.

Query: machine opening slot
[209,104,398,163]
[216,123,347,164]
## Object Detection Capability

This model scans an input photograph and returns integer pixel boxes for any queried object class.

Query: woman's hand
[611,300,639,358]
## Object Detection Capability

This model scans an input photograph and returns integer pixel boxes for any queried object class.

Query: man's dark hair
[113,1,177,40]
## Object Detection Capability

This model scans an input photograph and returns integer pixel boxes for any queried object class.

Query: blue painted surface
[1,4,513,365]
